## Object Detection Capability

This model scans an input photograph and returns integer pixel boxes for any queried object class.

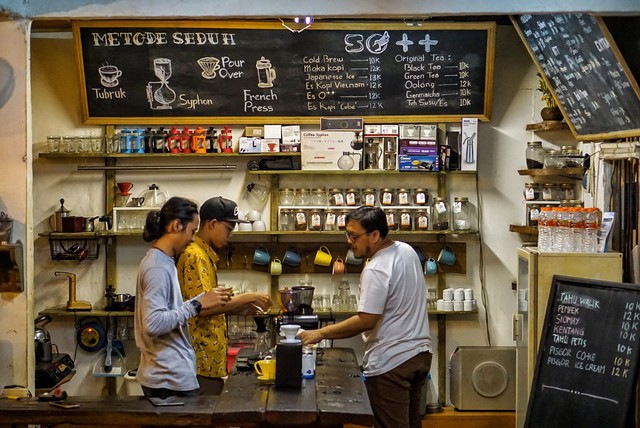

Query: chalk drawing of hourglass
[152,58,176,109]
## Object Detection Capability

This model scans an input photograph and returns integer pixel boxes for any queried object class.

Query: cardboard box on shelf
[301,131,358,171]
[261,138,280,153]
[239,137,262,153]
[461,118,478,171]
[244,126,264,138]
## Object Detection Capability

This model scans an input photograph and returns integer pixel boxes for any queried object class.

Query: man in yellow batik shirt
[177,196,271,395]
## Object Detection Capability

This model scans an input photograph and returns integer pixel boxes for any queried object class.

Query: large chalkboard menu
[72,21,495,125]
[526,275,640,428]
[512,14,640,141]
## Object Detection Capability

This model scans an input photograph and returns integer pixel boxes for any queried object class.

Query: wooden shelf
[518,167,583,179]
[38,152,300,159]
[509,224,538,235]
[248,169,478,175]
[526,121,570,132]
[39,306,133,317]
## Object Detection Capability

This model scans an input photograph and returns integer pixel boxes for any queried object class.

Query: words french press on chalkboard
[525,275,640,428]
[72,21,495,125]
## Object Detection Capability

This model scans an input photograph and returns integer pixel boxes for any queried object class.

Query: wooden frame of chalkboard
[512,14,640,141]
[525,275,640,428]
[72,20,495,125]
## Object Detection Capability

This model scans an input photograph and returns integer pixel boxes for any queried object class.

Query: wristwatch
[190,299,202,315]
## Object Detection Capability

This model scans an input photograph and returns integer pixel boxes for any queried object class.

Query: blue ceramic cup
[424,257,437,275]
[283,248,301,267]
[253,245,270,265]
[437,246,456,266]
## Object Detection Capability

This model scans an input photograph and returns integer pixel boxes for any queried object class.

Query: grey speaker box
[449,346,516,411]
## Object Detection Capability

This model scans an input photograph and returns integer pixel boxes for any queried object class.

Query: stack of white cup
[435,288,477,312]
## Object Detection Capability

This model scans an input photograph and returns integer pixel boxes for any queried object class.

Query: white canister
[443,300,454,312]
[453,300,464,311]
[443,288,454,301]
[463,300,474,311]
[453,288,465,301]
[436,299,445,311]
[464,288,474,301]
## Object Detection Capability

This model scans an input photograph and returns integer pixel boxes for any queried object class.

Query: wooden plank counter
[0,348,373,428]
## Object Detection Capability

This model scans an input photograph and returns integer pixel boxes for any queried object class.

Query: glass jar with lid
[323,209,337,231]
[294,209,308,231]
[432,197,449,230]
[543,150,562,169]
[560,146,583,168]
[526,141,545,169]
[308,209,323,231]
[279,188,295,206]
[452,197,471,231]
[524,183,541,201]
[379,188,396,206]
[413,188,429,206]
[328,188,345,206]
[362,188,377,206]
[345,188,361,206]
[279,209,295,231]
[399,209,413,231]
[311,188,328,206]
[337,209,350,230]
[559,183,575,200]
[415,209,430,231]
[528,204,540,227]
[385,209,399,230]
[295,188,311,206]
[397,188,411,206]
[542,183,558,201]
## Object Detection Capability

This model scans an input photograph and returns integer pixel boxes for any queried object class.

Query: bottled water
[537,207,553,251]
[569,207,584,252]
[583,208,599,253]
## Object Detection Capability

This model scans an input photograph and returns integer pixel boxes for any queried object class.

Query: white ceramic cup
[464,288,474,301]
[443,288,454,301]
[443,300,454,312]
[453,288,465,301]
[463,300,474,311]
[238,222,253,232]
[246,210,261,221]
[453,300,464,312]
[252,220,267,231]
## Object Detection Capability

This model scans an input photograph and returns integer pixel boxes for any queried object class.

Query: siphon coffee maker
[253,314,273,358]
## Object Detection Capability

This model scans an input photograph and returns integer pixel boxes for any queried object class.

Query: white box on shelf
[239,137,262,153]
[461,118,478,171]
[113,207,156,232]
[282,125,301,145]
[264,124,282,139]
[301,131,358,171]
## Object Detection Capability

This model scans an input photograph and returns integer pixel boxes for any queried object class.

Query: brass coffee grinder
[55,271,92,311]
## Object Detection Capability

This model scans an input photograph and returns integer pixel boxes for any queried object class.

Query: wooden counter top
[0,348,373,427]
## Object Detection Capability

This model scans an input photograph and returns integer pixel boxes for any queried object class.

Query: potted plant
[537,73,563,121]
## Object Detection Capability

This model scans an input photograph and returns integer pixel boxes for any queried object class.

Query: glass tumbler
[47,135,61,153]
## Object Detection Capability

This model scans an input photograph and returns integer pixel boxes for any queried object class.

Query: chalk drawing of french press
[256,57,277,88]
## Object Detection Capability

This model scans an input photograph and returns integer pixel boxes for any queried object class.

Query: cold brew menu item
[526,275,640,428]
[73,21,494,124]
[512,14,640,140]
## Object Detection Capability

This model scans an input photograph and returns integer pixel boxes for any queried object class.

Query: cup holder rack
[49,237,100,261]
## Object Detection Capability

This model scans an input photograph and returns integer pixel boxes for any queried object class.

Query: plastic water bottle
[583,208,599,253]
[556,208,571,252]
[538,207,552,251]
[569,207,584,252]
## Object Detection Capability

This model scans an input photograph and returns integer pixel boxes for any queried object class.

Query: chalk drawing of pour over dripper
[197,57,221,79]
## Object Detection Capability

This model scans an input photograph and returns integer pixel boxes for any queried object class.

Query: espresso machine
[277,286,319,330]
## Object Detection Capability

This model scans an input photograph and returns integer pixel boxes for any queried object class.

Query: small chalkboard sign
[526,275,640,428]
[512,14,640,141]
[72,20,495,125]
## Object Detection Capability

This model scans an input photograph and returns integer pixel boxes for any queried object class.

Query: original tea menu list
[73,21,495,124]
[526,276,640,428]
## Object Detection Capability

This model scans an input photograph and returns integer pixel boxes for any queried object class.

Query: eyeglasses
[218,221,235,234]
[345,231,370,242]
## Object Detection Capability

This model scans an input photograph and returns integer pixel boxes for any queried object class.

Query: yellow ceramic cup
[254,358,276,380]
[314,245,332,266]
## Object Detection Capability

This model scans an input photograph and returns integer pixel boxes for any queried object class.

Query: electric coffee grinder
[276,286,319,331]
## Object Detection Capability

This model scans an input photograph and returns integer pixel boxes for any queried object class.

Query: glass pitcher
[363,139,382,169]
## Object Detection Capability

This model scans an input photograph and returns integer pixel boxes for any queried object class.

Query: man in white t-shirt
[300,206,432,428]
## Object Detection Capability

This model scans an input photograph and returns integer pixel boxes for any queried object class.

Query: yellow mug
[314,245,332,266]
[254,358,276,381]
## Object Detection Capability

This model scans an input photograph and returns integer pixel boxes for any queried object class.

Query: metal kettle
[34,315,53,363]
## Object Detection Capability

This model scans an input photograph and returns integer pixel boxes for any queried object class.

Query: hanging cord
[475,173,492,347]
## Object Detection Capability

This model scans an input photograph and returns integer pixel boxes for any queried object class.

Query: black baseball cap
[200,197,249,223]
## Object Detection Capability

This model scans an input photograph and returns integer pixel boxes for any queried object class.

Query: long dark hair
[347,206,389,238]
[142,196,198,242]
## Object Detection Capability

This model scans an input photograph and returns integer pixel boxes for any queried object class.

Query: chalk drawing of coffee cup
[99,65,122,88]
[197,57,221,79]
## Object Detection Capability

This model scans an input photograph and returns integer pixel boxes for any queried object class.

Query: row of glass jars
[279,187,431,207]
[524,183,576,201]
[279,197,471,232]
[526,141,584,170]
